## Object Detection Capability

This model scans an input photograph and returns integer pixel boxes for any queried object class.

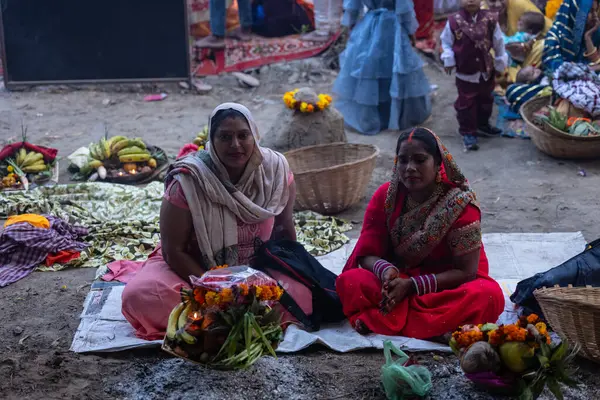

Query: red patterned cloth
[336,130,504,338]
[414,0,434,40]
[0,142,58,163]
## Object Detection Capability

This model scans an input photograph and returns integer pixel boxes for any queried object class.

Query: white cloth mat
[70,232,587,354]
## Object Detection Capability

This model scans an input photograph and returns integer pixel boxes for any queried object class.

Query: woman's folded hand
[382,277,414,313]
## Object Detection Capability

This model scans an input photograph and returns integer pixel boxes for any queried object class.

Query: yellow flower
[535,322,548,336]
[205,291,217,306]
[7,165,14,173]
[221,288,234,303]
[255,286,263,298]
[300,102,308,112]
[316,101,325,110]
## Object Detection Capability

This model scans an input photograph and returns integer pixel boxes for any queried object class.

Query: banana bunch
[166,301,198,345]
[87,136,157,169]
[15,148,47,173]
[192,126,208,148]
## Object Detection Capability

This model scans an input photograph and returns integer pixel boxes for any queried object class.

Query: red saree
[414,0,434,40]
[336,132,504,339]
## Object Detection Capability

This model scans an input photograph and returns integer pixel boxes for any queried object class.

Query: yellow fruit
[16,148,27,165]
[90,143,104,160]
[193,137,205,146]
[110,139,133,153]
[147,158,157,168]
[22,163,47,173]
[101,139,111,159]
[117,146,147,156]
[166,303,185,341]
[119,153,151,163]
[498,342,536,373]
[108,136,127,147]
[122,163,137,172]
[129,138,147,150]
[22,152,43,167]
[88,159,103,169]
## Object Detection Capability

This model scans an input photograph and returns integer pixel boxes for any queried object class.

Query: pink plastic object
[144,93,168,102]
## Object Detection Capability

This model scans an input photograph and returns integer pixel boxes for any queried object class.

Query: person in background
[301,0,343,42]
[196,0,253,49]
[503,11,545,45]
[414,0,436,54]
[441,0,508,151]
[336,128,504,339]
[333,0,431,135]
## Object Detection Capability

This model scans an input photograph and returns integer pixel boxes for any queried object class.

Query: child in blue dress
[333,0,432,135]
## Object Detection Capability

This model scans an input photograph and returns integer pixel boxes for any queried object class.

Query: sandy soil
[1,59,600,400]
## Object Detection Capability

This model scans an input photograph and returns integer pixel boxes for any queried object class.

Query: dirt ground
[1,58,600,400]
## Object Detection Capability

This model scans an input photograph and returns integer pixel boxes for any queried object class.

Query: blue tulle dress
[333,0,432,135]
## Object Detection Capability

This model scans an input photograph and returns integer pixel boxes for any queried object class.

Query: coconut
[460,341,501,374]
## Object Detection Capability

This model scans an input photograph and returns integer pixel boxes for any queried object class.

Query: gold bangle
[584,47,598,57]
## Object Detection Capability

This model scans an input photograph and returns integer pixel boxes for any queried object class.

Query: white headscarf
[167,103,291,268]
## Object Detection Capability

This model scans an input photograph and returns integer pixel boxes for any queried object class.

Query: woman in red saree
[414,0,436,54]
[336,127,504,339]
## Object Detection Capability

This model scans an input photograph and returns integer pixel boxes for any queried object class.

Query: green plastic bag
[381,340,433,400]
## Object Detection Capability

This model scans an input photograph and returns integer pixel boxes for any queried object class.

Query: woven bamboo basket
[534,285,600,363]
[284,143,379,215]
[520,96,600,159]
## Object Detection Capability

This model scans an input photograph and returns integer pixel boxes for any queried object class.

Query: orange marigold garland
[282,89,332,113]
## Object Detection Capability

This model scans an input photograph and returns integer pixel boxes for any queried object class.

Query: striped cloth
[506,80,552,113]
[0,216,88,287]
[542,0,596,72]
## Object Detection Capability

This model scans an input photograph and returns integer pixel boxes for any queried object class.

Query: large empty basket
[284,142,379,215]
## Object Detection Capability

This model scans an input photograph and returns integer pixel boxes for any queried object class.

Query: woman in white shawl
[122,103,297,340]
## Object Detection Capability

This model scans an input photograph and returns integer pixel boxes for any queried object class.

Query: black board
[0,0,190,87]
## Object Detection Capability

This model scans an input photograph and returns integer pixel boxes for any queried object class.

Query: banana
[119,153,151,163]
[166,303,186,341]
[129,138,147,150]
[21,152,43,167]
[178,303,192,330]
[108,135,127,148]
[193,137,205,146]
[25,153,44,167]
[117,146,147,157]
[16,148,27,166]
[147,158,157,168]
[22,163,47,173]
[88,159,103,169]
[101,138,111,159]
[176,303,197,345]
[90,143,103,160]
[178,329,197,345]
[110,139,133,153]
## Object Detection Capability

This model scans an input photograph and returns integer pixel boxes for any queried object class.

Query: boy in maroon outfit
[440,0,508,151]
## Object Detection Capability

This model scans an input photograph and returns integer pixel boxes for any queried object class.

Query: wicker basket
[520,96,600,159]
[284,143,379,215]
[534,285,600,363]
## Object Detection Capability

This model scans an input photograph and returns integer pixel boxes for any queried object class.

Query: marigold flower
[300,102,308,112]
[7,165,14,172]
[239,283,250,296]
[205,291,218,306]
[221,288,234,303]
[535,322,547,335]
[527,314,540,325]
[488,328,505,346]
[255,286,263,299]
[194,288,205,305]
[306,104,314,112]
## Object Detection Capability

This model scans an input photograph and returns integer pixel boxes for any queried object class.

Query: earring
[435,171,441,183]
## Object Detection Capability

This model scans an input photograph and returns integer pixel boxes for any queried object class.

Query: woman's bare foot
[300,30,331,42]
[227,28,252,41]
[195,35,226,49]
[354,319,372,335]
